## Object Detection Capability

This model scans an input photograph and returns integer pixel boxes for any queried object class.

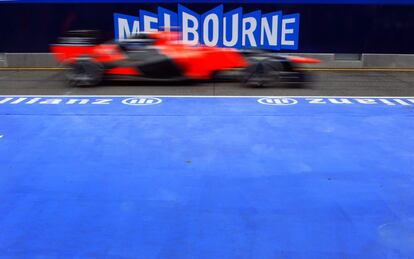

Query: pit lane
[1,70,414,258]
[1,70,414,96]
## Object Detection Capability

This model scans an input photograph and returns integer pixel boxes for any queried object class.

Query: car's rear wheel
[241,57,283,88]
[66,59,104,87]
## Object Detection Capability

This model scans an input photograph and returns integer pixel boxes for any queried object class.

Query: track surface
[1,96,414,258]
[1,70,414,96]
[1,71,414,258]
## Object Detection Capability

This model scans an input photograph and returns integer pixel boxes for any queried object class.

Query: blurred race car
[51,30,320,87]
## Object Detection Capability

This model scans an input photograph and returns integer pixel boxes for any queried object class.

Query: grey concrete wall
[4,53,58,68]
[2,53,414,69]
[0,54,6,67]
[363,54,414,68]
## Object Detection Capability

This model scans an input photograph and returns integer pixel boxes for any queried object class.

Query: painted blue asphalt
[0,96,414,258]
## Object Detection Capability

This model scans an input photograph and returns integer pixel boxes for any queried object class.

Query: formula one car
[51,30,319,87]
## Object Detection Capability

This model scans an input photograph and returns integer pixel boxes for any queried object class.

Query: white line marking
[1,95,414,98]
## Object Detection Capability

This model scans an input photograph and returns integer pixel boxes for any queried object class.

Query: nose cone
[287,56,321,64]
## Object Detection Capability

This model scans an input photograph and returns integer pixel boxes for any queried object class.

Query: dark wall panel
[0,3,413,53]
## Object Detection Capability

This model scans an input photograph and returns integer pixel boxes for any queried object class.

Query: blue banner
[113,4,300,50]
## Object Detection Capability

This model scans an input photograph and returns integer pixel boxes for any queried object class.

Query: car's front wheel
[241,57,283,88]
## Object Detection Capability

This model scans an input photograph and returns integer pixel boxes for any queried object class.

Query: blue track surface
[1,96,414,258]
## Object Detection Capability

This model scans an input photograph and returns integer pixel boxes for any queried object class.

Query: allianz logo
[0,97,162,106]
[258,97,414,106]
[122,97,162,105]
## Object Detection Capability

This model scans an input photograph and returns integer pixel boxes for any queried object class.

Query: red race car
[51,30,319,87]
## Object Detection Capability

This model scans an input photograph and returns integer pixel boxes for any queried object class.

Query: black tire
[241,57,283,88]
[66,59,104,87]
